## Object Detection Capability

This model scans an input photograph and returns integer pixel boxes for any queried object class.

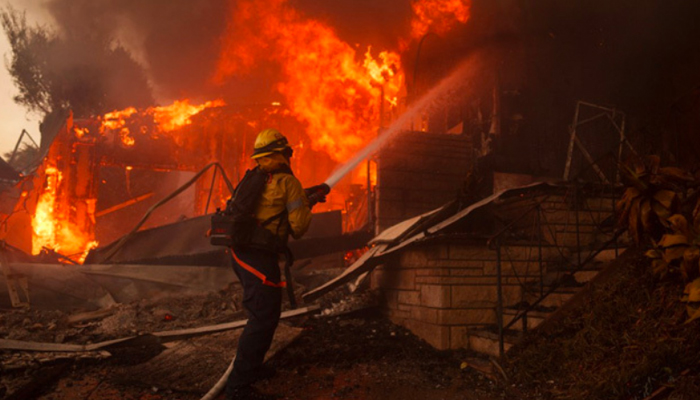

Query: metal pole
[204,167,218,215]
[616,113,626,183]
[367,159,372,228]
[8,129,38,165]
[496,240,504,358]
[575,184,582,267]
[537,205,544,297]
[563,103,581,180]
[612,183,619,258]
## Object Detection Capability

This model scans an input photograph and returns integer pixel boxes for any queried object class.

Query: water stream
[324,57,477,188]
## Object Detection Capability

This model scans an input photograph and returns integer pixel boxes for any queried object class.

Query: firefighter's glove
[305,183,331,208]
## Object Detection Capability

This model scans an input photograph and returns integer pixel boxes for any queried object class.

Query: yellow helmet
[251,128,292,159]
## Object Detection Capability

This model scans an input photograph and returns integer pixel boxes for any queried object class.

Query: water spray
[323,57,476,188]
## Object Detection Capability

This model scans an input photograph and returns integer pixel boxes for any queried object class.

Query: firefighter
[226,128,322,400]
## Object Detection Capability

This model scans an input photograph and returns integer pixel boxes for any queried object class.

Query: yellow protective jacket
[254,153,312,242]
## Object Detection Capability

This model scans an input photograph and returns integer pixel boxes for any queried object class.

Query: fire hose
[200,357,235,400]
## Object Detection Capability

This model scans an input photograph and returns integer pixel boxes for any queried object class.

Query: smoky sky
[45,0,229,102]
[39,0,700,166]
[42,0,414,103]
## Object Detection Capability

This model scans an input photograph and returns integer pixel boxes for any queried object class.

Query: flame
[31,166,98,263]
[32,166,60,255]
[74,127,89,138]
[152,99,225,132]
[120,128,135,147]
[215,0,404,163]
[410,0,472,39]
[97,99,225,145]
[102,107,137,133]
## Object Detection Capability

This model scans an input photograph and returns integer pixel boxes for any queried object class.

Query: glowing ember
[120,128,135,147]
[74,127,89,138]
[410,0,472,39]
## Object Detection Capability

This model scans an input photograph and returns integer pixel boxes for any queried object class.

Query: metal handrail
[487,181,624,357]
[501,229,625,332]
[486,198,550,249]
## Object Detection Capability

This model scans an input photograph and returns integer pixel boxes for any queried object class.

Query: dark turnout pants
[226,246,282,394]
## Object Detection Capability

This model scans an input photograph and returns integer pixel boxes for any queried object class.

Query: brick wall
[372,189,617,350]
[372,242,565,350]
[376,131,472,233]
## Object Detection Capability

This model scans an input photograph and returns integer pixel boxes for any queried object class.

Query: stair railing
[486,181,625,357]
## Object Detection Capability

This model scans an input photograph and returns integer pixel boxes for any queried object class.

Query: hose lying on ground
[200,356,235,400]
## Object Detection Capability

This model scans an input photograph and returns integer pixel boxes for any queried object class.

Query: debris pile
[1,283,244,345]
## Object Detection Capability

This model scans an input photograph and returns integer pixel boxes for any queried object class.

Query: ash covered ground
[2,256,700,400]
[0,287,504,400]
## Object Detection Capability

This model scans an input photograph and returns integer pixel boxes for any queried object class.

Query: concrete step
[467,328,519,358]
[526,289,577,308]
[503,308,551,331]
[573,269,599,284]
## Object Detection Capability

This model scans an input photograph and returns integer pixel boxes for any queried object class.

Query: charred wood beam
[95,192,154,218]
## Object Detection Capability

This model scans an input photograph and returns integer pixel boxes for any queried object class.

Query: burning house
[2,0,700,398]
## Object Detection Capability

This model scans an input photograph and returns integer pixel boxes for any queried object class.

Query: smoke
[44,0,229,103]
[37,0,700,167]
[40,0,416,105]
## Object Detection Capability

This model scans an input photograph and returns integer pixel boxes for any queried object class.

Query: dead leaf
[645,249,662,259]
[653,190,677,214]
[682,279,700,303]
[668,214,690,236]
[660,166,693,181]
[664,246,688,263]
[685,305,700,323]
[659,234,689,248]
[652,259,669,276]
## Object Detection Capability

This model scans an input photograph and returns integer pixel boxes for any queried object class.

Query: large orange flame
[152,99,226,132]
[215,0,404,163]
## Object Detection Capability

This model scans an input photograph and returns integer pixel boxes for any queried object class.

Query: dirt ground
[1,278,509,400]
[264,309,505,400]
[4,253,700,399]
[1,306,507,400]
